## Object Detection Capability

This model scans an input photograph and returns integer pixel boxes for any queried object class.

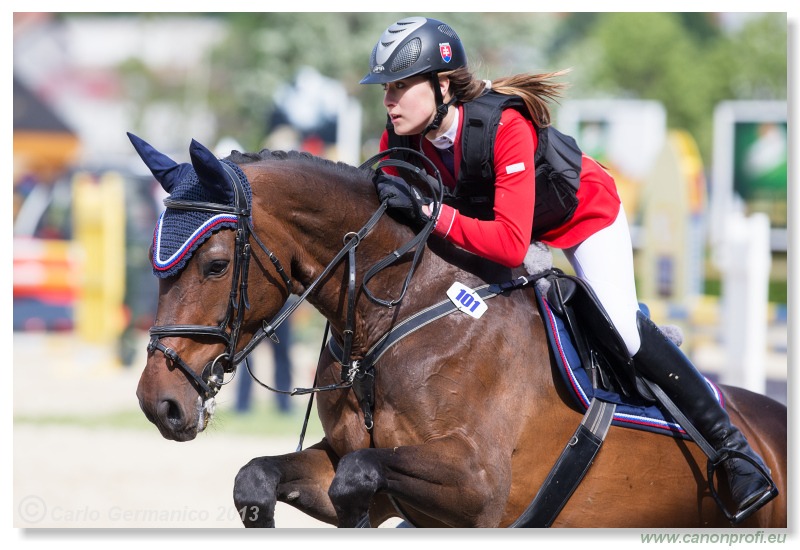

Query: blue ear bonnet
[152,160,251,278]
[126,133,251,279]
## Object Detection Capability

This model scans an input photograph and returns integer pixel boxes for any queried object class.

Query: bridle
[147,150,442,407]
[147,161,291,401]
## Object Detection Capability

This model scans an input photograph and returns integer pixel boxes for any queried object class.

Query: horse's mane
[226,149,373,181]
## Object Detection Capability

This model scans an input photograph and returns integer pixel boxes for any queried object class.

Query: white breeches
[562,205,642,356]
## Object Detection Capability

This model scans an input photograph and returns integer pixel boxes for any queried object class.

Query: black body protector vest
[388,91,584,239]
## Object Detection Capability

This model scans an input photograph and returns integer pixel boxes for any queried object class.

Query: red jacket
[379,106,621,268]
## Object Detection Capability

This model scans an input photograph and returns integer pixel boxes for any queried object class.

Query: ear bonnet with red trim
[127,133,251,278]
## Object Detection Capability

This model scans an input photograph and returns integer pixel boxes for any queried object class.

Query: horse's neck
[263,164,412,337]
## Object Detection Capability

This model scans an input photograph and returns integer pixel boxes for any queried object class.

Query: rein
[148,148,443,419]
[235,147,443,371]
[236,199,390,394]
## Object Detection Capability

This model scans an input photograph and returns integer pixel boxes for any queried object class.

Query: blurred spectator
[236,315,294,415]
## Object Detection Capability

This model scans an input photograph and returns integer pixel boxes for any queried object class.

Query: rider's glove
[374,173,431,230]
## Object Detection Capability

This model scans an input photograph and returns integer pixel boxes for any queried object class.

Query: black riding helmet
[360,16,467,84]
[360,16,467,133]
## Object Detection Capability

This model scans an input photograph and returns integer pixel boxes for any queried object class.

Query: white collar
[427,107,459,150]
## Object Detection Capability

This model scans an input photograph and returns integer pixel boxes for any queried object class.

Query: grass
[14,409,153,431]
[208,401,325,439]
[14,399,325,440]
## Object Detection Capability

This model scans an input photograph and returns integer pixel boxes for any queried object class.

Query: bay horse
[131,134,787,528]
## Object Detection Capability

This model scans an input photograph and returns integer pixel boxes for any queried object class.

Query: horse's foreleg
[328,436,509,528]
[233,440,339,527]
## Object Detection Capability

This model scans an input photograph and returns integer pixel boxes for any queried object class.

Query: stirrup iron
[707,449,779,524]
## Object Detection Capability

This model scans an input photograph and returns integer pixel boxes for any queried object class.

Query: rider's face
[382,76,437,136]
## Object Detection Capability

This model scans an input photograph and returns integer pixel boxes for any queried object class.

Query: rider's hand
[374,173,431,230]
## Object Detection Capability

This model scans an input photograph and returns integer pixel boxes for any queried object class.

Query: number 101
[454,288,481,313]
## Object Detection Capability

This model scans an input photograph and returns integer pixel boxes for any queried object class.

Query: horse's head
[129,134,290,441]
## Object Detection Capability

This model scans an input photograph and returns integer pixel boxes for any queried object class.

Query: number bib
[447,282,488,319]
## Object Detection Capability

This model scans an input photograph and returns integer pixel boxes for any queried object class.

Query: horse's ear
[127,132,192,194]
[189,139,235,205]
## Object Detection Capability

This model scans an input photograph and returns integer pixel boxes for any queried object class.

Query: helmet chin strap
[422,72,457,137]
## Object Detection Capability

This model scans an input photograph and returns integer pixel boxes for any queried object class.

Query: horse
[131,134,787,528]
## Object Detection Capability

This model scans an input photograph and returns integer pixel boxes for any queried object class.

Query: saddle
[516,271,729,526]
[542,271,655,403]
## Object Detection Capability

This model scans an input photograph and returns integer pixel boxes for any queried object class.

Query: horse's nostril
[158,398,184,427]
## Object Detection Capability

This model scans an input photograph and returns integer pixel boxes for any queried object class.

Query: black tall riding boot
[632,311,777,523]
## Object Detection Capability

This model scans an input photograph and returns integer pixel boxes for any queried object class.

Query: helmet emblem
[373,64,385,73]
[439,43,452,63]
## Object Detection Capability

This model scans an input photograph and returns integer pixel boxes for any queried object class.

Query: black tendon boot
[632,311,777,523]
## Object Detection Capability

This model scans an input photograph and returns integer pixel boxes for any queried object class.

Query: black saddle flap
[545,277,577,318]
[545,273,650,401]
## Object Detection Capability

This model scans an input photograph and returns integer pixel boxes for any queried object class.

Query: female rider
[360,16,776,523]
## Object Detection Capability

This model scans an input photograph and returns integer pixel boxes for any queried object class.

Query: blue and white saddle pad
[535,288,724,439]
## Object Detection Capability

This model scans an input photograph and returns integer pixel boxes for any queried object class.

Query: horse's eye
[205,260,229,277]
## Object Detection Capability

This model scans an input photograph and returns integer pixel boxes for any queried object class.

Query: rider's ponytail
[444,67,570,128]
